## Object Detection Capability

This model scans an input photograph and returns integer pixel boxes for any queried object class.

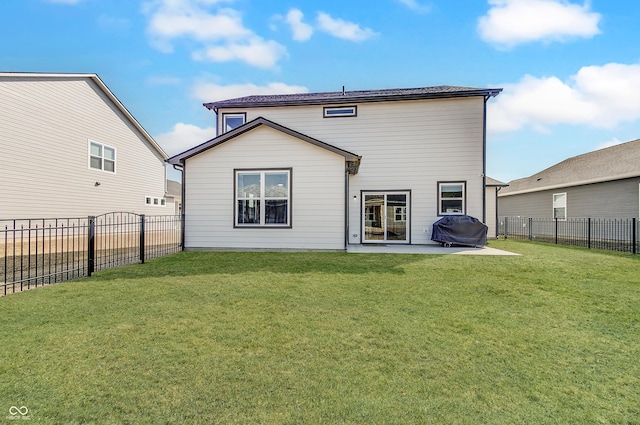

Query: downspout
[482,96,488,224]
[344,168,349,250]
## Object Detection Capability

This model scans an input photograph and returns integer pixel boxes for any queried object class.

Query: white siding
[0,76,168,218]
[219,97,486,244]
[486,186,498,238]
[184,125,346,250]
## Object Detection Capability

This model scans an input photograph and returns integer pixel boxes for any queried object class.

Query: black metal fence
[2,212,183,296]
[499,216,638,254]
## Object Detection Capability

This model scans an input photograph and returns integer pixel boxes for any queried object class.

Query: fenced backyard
[499,216,638,254]
[1,212,182,296]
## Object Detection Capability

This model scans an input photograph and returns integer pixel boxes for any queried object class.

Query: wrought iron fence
[499,217,638,254]
[1,213,183,296]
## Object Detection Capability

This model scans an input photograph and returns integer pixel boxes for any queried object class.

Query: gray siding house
[0,73,171,218]
[168,85,502,250]
[498,139,640,219]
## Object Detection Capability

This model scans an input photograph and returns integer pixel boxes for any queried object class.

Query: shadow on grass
[88,251,441,281]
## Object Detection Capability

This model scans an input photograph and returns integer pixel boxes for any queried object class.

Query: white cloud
[193,37,287,69]
[488,63,640,133]
[316,12,377,42]
[285,9,313,41]
[478,0,601,48]
[191,81,308,102]
[397,0,432,13]
[143,0,286,68]
[155,122,217,156]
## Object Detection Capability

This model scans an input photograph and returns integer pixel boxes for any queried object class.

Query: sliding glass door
[362,192,409,243]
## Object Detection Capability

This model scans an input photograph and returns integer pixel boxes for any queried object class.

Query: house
[168,85,502,250]
[0,72,171,219]
[165,179,182,216]
[498,138,640,219]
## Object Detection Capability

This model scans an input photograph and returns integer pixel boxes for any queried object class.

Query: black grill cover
[431,215,488,247]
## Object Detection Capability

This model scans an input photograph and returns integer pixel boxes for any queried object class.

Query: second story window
[323,106,357,118]
[222,113,246,133]
[89,141,115,173]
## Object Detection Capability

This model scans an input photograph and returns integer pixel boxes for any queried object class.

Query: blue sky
[2,0,640,183]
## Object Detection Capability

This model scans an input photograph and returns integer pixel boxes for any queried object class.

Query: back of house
[169,85,501,250]
[0,73,170,219]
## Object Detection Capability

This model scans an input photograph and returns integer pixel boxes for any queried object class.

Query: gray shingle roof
[500,139,640,196]
[204,85,502,110]
[486,177,508,187]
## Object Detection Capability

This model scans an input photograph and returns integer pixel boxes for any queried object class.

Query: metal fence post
[528,217,532,240]
[139,214,145,264]
[88,216,95,276]
[555,218,558,245]
[587,217,591,250]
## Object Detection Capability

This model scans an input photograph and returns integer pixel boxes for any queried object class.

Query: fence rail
[2,213,183,296]
[499,216,638,254]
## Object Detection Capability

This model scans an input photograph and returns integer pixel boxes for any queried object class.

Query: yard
[1,240,638,424]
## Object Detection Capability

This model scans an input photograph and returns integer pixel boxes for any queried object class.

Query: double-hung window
[235,169,291,227]
[222,113,246,133]
[553,193,567,220]
[89,141,115,173]
[438,182,465,215]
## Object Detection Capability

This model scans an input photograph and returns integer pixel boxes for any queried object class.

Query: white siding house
[168,86,501,250]
[0,73,170,218]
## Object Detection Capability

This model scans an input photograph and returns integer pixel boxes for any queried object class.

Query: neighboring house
[485,177,508,238]
[165,179,182,216]
[168,85,502,250]
[498,139,640,219]
[0,72,171,218]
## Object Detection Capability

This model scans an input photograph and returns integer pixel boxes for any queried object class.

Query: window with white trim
[145,196,166,207]
[553,193,566,220]
[438,182,465,215]
[394,206,407,222]
[89,141,115,173]
[235,169,291,227]
[222,113,246,133]
[323,106,357,118]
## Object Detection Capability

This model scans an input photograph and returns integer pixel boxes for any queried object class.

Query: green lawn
[1,240,638,424]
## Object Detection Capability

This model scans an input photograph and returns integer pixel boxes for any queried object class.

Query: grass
[0,240,638,424]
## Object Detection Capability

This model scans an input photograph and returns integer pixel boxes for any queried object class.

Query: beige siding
[0,76,168,218]
[220,97,486,244]
[185,125,346,250]
[485,186,498,238]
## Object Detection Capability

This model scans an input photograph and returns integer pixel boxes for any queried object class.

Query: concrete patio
[347,244,519,256]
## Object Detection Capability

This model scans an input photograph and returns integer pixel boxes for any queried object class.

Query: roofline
[499,171,640,197]
[204,88,503,111]
[167,116,362,165]
[0,72,168,160]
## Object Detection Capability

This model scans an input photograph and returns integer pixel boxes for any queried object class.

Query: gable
[168,117,361,174]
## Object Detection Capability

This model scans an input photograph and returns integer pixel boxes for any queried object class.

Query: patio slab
[347,244,520,256]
